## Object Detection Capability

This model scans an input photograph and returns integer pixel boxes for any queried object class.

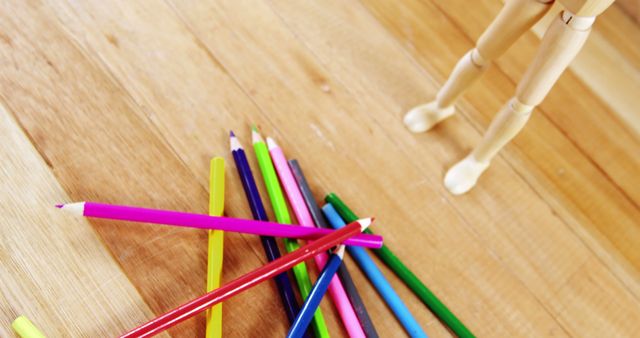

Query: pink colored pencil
[56,202,383,249]
[267,137,366,338]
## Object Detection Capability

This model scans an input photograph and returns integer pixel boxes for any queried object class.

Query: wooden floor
[1,0,639,337]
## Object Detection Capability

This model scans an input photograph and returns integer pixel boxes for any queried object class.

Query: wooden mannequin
[404,0,615,195]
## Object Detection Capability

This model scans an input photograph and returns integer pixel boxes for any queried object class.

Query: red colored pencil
[119,218,373,338]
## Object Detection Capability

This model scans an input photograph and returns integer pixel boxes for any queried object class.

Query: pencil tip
[334,245,346,258]
[266,137,278,150]
[57,202,86,216]
[252,127,263,144]
[230,132,242,151]
[230,130,235,137]
[358,217,373,231]
[55,204,63,208]
[251,124,258,132]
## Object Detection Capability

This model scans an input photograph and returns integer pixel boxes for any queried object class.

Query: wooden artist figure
[404,0,614,194]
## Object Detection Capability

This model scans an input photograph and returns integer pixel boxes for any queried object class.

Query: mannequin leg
[444,10,595,194]
[404,0,554,133]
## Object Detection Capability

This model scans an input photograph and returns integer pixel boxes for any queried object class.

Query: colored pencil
[12,316,45,338]
[119,218,372,338]
[268,137,365,338]
[289,159,379,338]
[229,131,302,326]
[326,193,475,338]
[55,202,382,248]
[206,157,225,338]
[251,126,330,338]
[287,245,346,338]
[322,204,428,338]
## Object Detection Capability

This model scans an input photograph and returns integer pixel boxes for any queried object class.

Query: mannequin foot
[444,155,490,195]
[403,102,455,133]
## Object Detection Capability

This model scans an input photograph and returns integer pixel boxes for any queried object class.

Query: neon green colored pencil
[326,193,475,338]
[252,126,330,338]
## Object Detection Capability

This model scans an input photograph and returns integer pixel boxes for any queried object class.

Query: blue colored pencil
[322,204,429,338]
[287,245,346,338]
[229,131,302,326]
[288,159,379,338]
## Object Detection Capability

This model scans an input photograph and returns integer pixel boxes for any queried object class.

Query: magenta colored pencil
[56,202,383,248]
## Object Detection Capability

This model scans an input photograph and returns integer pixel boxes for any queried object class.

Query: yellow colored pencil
[206,157,225,338]
[12,316,45,338]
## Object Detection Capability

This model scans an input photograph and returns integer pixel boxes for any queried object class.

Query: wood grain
[362,0,640,286]
[0,104,165,337]
[1,0,638,336]
[617,0,640,23]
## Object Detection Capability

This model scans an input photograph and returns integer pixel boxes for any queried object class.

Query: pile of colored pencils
[57,126,474,338]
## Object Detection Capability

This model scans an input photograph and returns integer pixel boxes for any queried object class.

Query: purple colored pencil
[230,131,303,326]
[56,202,383,248]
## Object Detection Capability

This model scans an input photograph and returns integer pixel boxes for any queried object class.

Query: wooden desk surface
[1,1,639,337]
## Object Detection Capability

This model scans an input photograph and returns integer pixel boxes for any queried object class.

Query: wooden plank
[165,3,554,335]
[265,0,640,336]
[616,0,640,23]
[1,0,638,336]
[45,3,584,334]
[360,0,640,292]
[593,4,640,70]
[39,0,325,335]
[530,3,640,135]
[163,0,638,336]
[0,104,163,337]
[0,1,279,336]
[434,0,640,203]
[423,0,640,295]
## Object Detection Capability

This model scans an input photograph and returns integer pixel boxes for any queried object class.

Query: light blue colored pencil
[322,204,428,338]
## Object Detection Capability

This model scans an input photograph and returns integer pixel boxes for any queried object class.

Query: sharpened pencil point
[230,132,242,152]
[251,127,263,144]
[251,124,258,132]
[230,130,235,137]
[266,137,278,150]
[358,218,373,231]
[55,204,63,208]
[57,202,86,216]
[334,245,346,258]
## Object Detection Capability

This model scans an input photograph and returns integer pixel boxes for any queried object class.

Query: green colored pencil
[326,193,475,338]
[252,126,330,338]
